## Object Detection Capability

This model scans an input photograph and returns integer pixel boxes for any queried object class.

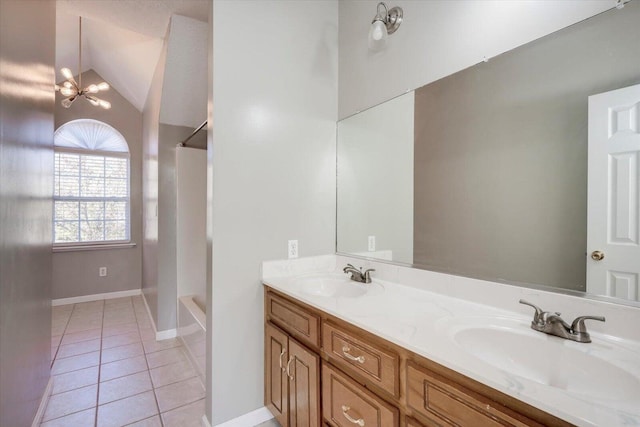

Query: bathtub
[178,295,206,383]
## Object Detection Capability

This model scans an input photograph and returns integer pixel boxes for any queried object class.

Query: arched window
[53,119,130,245]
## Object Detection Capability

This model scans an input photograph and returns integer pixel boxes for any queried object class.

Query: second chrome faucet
[519,299,605,343]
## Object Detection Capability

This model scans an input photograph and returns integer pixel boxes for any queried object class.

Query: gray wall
[142,35,168,329]
[52,69,143,299]
[413,3,640,291]
[208,1,338,424]
[143,17,207,333]
[0,0,55,425]
[338,1,611,118]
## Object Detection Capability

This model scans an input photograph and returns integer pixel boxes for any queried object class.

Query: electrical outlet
[288,240,299,259]
[368,235,376,252]
[99,267,107,277]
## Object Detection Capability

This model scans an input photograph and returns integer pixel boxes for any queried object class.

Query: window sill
[52,242,137,253]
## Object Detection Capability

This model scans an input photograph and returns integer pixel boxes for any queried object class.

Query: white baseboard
[31,376,53,427]
[141,292,177,341]
[156,328,177,340]
[213,407,274,427]
[202,415,212,427]
[52,289,141,306]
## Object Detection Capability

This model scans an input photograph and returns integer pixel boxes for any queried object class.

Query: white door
[587,84,640,301]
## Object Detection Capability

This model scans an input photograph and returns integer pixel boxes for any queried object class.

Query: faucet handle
[571,315,605,334]
[343,264,357,272]
[363,268,375,283]
[519,299,545,324]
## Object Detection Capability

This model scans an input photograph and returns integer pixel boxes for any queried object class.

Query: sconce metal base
[386,6,403,35]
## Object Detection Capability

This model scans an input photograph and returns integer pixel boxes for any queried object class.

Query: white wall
[176,146,207,300]
[337,91,414,263]
[209,0,338,424]
[338,0,613,118]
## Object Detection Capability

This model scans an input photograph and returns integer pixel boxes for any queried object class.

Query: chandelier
[56,16,111,109]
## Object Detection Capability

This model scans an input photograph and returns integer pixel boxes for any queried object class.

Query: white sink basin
[443,316,640,402]
[295,275,383,298]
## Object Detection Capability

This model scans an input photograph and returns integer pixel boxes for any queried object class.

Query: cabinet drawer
[407,362,542,427]
[267,292,320,348]
[322,321,399,397]
[322,363,399,427]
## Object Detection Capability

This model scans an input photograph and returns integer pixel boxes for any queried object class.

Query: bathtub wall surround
[261,254,640,426]
[178,295,206,383]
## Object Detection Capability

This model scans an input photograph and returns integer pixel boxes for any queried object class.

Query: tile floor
[47,296,205,427]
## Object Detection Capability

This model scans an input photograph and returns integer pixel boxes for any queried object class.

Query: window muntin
[53,120,130,246]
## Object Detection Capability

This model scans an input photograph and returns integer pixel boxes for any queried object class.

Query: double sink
[292,273,640,410]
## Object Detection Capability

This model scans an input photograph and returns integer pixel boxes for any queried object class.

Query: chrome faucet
[343,264,375,284]
[519,300,605,343]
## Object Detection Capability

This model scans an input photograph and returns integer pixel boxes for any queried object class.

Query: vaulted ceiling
[56,0,209,112]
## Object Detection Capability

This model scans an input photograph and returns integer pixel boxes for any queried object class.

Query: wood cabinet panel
[266,322,289,427]
[267,292,320,348]
[322,363,399,427]
[322,321,399,398]
[407,362,542,427]
[289,339,321,427]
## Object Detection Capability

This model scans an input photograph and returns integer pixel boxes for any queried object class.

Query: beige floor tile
[74,301,104,311]
[51,324,67,336]
[255,419,280,427]
[103,315,137,327]
[138,328,155,341]
[40,407,95,427]
[149,360,196,388]
[42,384,97,421]
[51,351,101,375]
[56,338,101,359]
[161,398,205,427]
[142,338,181,354]
[96,390,158,427]
[101,342,144,364]
[154,377,204,413]
[61,328,102,346]
[102,322,138,338]
[100,355,148,382]
[102,331,140,350]
[52,366,99,395]
[51,346,58,360]
[104,297,133,306]
[146,347,187,369]
[125,415,162,426]
[66,318,103,333]
[98,371,153,405]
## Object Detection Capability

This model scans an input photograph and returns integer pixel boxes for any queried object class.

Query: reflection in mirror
[336,3,640,305]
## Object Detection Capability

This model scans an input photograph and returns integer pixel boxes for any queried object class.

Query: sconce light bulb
[368,20,388,50]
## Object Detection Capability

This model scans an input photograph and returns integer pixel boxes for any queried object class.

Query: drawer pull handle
[286,357,295,381]
[278,349,286,372]
[341,405,365,426]
[342,345,365,364]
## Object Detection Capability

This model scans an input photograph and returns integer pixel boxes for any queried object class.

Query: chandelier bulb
[59,87,76,97]
[97,82,110,91]
[61,96,76,108]
[61,68,74,80]
[98,99,111,110]
[86,84,99,94]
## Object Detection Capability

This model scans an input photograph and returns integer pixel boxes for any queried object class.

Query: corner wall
[208,1,338,423]
[0,0,55,425]
[52,69,143,299]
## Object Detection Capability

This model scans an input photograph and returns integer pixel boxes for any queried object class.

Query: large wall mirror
[337,3,640,306]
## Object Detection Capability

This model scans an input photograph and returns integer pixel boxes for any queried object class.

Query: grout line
[133,297,165,427]
[94,299,106,427]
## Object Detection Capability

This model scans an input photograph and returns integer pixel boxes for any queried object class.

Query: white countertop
[263,262,640,427]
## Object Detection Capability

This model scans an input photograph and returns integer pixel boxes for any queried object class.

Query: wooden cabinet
[407,362,542,427]
[266,322,321,427]
[322,363,399,427]
[264,287,572,427]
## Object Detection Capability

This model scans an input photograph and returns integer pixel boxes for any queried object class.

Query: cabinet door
[288,338,321,427]
[266,322,289,427]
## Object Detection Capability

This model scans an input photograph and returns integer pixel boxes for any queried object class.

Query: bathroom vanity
[262,256,640,427]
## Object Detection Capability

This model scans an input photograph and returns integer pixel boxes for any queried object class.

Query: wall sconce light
[368,2,403,51]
